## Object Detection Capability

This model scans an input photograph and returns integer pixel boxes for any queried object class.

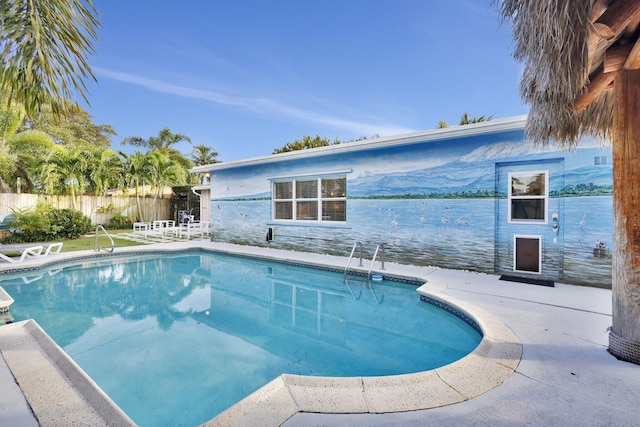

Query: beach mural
[207,122,613,287]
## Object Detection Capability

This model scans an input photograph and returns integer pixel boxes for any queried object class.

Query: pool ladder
[344,242,385,303]
[94,225,115,253]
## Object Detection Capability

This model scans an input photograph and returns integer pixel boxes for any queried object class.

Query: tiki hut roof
[499,0,640,146]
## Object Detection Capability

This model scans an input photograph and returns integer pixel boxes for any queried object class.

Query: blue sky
[83,0,527,162]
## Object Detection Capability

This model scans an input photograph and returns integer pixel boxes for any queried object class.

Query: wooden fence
[0,193,171,225]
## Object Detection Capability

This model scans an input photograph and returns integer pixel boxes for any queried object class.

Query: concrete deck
[0,242,638,426]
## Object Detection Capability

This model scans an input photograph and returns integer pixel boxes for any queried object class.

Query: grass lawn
[61,229,147,252]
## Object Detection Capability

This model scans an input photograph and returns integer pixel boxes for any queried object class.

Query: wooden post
[610,68,640,364]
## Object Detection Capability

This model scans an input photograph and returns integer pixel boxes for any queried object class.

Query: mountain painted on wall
[349,146,611,197]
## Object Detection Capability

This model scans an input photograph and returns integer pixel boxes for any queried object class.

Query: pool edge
[206,282,522,427]
[0,319,136,427]
[0,243,523,427]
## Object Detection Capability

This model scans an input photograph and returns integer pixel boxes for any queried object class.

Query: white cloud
[94,67,414,138]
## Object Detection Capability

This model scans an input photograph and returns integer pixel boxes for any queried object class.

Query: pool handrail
[94,225,115,253]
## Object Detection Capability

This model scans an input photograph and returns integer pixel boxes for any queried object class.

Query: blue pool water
[1,251,481,427]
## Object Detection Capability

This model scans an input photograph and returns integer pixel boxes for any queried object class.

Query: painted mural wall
[208,123,613,287]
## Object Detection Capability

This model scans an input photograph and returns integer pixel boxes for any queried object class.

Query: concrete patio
[0,242,638,426]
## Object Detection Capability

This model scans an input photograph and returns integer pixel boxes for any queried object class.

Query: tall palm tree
[119,151,152,222]
[122,127,194,182]
[44,147,89,209]
[146,151,185,221]
[191,144,219,184]
[0,0,100,117]
[87,148,121,196]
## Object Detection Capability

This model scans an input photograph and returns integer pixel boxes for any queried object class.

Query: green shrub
[48,209,92,239]
[110,212,131,226]
[3,207,92,243]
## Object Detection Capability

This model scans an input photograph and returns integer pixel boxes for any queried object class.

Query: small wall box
[594,248,607,258]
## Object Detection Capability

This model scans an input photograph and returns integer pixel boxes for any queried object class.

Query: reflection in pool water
[2,252,481,427]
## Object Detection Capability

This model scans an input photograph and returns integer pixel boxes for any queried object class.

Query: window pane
[511,173,545,196]
[296,180,318,199]
[296,201,318,220]
[511,199,545,221]
[322,178,346,198]
[275,201,292,219]
[274,182,292,199]
[322,201,346,221]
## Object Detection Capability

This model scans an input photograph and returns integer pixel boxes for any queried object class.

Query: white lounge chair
[43,242,64,256]
[0,242,63,263]
[0,245,44,263]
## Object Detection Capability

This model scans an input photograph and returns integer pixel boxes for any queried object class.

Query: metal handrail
[343,241,364,280]
[367,243,386,280]
[94,225,115,253]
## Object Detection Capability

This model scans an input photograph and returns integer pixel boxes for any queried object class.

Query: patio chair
[0,245,44,263]
[0,242,63,263]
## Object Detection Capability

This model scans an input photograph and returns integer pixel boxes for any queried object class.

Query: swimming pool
[1,250,482,426]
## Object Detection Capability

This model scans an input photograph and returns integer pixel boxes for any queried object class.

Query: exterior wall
[206,118,613,287]
[200,188,211,222]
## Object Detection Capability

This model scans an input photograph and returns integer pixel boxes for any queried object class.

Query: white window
[272,176,346,222]
[508,171,548,224]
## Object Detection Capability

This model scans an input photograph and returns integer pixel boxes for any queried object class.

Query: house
[191,116,613,287]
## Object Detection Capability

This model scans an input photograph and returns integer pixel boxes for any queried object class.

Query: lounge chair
[0,245,44,263]
[0,242,63,263]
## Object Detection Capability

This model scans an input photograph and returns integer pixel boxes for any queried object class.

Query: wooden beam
[605,44,634,73]
[587,23,617,71]
[610,68,640,362]
[625,37,640,69]
[596,0,640,39]
[574,70,617,113]
[590,0,611,21]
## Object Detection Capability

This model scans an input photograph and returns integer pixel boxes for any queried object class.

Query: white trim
[268,169,352,182]
[513,234,542,274]
[507,170,549,225]
[191,115,528,173]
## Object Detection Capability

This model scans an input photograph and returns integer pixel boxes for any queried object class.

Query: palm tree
[119,151,152,222]
[87,148,122,196]
[44,147,89,209]
[122,127,194,182]
[0,97,59,193]
[122,127,192,153]
[458,112,494,125]
[146,151,185,221]
[9,130,60,193]
[437,113,494,129]
[191,144,219,184]
[0,0,100,117]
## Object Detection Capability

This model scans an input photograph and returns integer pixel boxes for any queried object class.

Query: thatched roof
[499,0,640,146]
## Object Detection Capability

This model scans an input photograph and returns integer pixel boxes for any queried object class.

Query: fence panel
[0,193,171,225]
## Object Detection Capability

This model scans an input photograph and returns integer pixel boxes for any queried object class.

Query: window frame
[507,170,549,225]
[271,174,347,223]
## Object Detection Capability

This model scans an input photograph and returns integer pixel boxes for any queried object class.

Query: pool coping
[0,243,522,427]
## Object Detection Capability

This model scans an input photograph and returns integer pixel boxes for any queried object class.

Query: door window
[508,171,548,224]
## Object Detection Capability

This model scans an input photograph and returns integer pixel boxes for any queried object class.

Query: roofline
[190,115,528,173]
